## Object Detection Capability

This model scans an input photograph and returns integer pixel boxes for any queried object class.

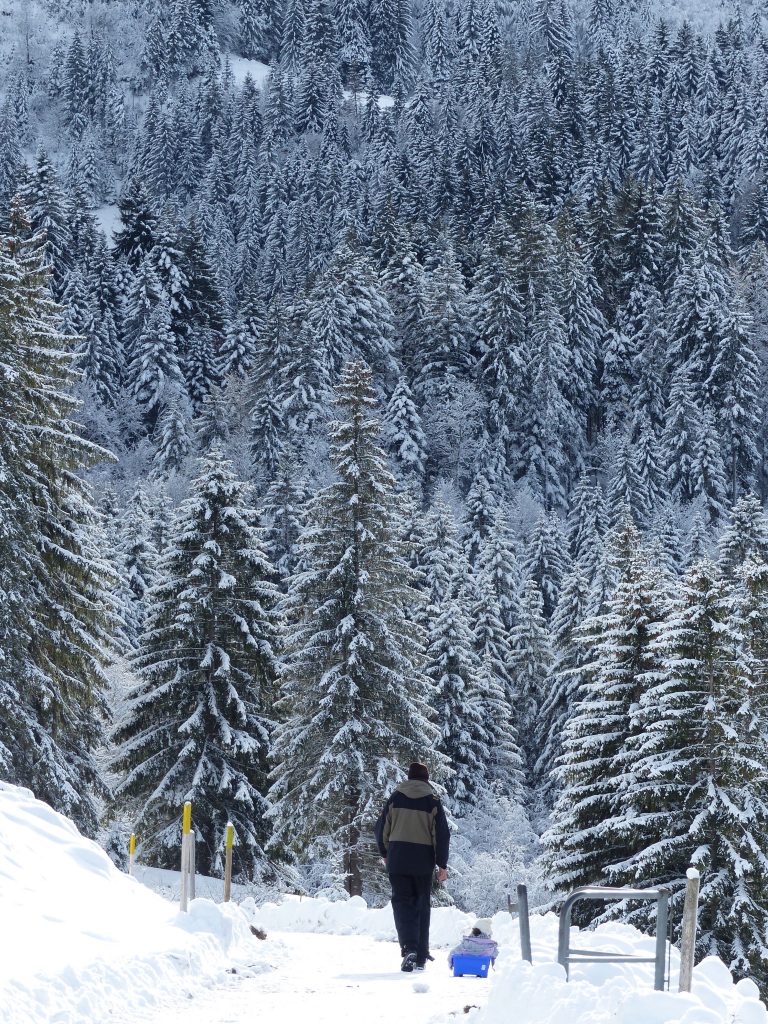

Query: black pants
[389,873,432,962]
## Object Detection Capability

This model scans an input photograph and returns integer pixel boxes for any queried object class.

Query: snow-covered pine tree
[219,315,258,381]
[268,362,441,896]
[382,376,426,484]
[718,493,768,578]
[425,575,489,813]
[20,148,72,292]
[418,494,464,619]
[661,366,698,506]
[608,560,768,983]
[416,236,472,403]
[521,510,570,618]
[151,387,193,480]
[473,223,527,462]
[0,202,117,835]
[128,298,186,428]
[261,447,310,581]
[536,551,595,801]
[606,431,651,528]
[239,0,277,61]
[566,471,607,562]
[544,543,668,900]
[115,483,161,645]
[113,177,159,269]
[250,392,285,482]
[706,286,761,504]
[520,289,579,510]
[691,405,729,525]
[113,448,281,880]
[475,505,519,631]
[509,577,552,775]
[470,568,524,795]
[735,558,768,705]
[462,459,499,567]
[686,508,714,566]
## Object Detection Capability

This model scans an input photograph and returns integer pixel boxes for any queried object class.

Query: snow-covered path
[137,932,491,1024]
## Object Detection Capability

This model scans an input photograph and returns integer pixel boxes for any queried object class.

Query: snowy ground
[227,55,270,88]
[2,781,767,1024]
[93,204,121,245]
[134,930,489,1024]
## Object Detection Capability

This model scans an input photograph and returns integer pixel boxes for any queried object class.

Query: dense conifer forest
[4,0,768,990]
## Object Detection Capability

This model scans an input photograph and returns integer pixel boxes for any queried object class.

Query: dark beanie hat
[408,762,429,782]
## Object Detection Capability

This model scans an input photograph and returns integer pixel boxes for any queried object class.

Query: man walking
[374,762,450,972]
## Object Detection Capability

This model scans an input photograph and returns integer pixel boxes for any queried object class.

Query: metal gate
[557,886,670,991]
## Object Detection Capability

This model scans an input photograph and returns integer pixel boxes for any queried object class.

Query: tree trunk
[344,790,363,897]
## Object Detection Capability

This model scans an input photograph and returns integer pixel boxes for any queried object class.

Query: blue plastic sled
[452,954,492,978]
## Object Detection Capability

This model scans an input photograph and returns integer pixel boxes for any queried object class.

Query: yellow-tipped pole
[224,822,234,903]
[180,801,193,912]
[128,833,136,876]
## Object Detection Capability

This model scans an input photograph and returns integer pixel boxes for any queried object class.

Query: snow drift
[244,891,477,947]
[0,782,264,1024]
[478,913,768,1024]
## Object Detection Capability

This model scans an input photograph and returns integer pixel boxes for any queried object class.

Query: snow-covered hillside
[1,782,766,1024]
[0,782,264,1024]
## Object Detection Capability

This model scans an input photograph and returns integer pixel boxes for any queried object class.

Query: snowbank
[133,863,255,904]
[477,913,767,1024]
[244,892,474,947]
[0,783,265,1024]
[243,895,767,1024]
[475,956,766,1024]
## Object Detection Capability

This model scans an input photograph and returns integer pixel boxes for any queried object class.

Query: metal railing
[557,886,670,991]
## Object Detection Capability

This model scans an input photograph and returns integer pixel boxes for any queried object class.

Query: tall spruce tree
[425,578,489,813]
[114,449,281,879]
[470,568,524,794]
[0,203,117,835]
[509,577,552,774]
[545,544,668,898]
[115,483,161,645]
[268,362,441,896]
[608,560,768,983]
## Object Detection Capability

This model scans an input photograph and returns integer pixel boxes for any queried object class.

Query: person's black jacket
[374,780,450,875]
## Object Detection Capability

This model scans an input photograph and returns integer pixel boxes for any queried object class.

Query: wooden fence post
[678,867,700,993]
[180,801,192,913]
[224,822,234,903]
[517,884,532,963]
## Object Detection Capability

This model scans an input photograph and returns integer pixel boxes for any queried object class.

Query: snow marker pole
[224,822,234,903]
[678,867,700,993]
[180,801,192,913]
[189,831,196,902]
[128,833,136,876]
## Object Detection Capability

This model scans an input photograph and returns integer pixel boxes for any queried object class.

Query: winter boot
[401,951,417,973]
